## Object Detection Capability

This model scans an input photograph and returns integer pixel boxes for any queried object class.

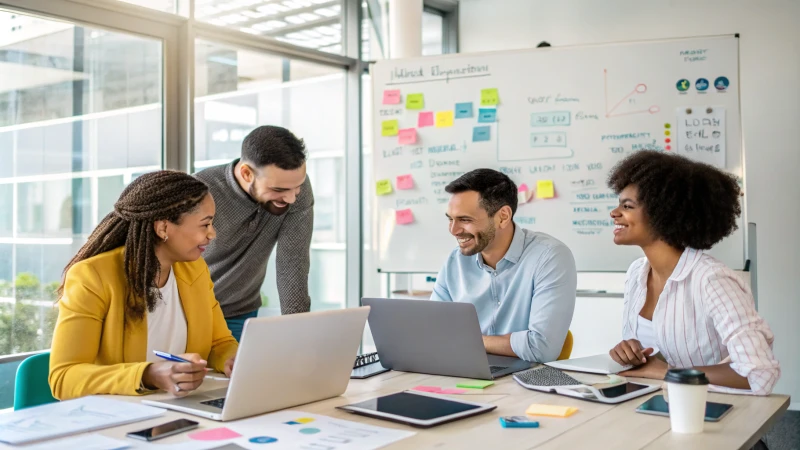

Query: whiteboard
[371,36,743,273]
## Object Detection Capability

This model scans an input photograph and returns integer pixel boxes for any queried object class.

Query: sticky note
[406,93,424,109]
[518,183,530,204]
[472,126,491,142]
[435,111,454,128]
[398,128,417,145]
[412,386,442,393]
[525,404,578,418]
[481,88,499,106]
[382,89,401,104]
[537,180,555,199]
[396,174,414,190]
[295,418,315,424]
[456,380,494,389]
[381,120,399,137]
[396,208,414,225]
[189,427,243,441]
[418,111,434,127]
[455,102,474,118]
[439,388,469,394]
[376,179,393,196]
[478,108,497,123]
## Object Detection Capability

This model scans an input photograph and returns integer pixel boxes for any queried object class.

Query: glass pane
[193,39,346,312]
[196,0,345,55]
[422,10,444,56]
[0,11,163,358]
[117,0,188,15]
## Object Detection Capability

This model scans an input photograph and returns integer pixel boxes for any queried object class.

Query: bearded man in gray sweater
[196,125,313,341]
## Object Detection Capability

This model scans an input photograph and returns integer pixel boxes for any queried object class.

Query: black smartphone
[636,394,734,422]
[598,382,652,398]
[126,418,199,441]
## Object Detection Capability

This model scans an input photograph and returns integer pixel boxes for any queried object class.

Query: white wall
[459,0,800,406]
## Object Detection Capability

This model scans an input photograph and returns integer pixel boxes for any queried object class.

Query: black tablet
[336,391,497,428]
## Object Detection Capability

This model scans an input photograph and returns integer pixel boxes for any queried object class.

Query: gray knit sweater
[195,159,314,317]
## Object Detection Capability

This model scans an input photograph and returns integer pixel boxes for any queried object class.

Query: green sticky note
[480,88,499,106]
[375,179,393,196]
[381,120,399,137]
[456,380,495,389]
[406,93,424,110]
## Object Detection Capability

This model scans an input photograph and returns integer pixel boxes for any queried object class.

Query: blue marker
[153,351,192,363]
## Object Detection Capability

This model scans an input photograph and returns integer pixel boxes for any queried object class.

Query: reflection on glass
[0,11,163,356]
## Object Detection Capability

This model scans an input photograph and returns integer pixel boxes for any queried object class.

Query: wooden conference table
[67,368,791,450]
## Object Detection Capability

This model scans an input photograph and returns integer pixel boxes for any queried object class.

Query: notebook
[351,352,390,379]
[545,354,633,375]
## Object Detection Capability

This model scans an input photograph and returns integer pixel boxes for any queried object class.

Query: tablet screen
[346,392,482,420]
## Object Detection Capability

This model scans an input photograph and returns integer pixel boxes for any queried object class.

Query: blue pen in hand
[153,351,192,363]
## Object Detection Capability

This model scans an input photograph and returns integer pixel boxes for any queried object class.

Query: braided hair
[57,170,210,322]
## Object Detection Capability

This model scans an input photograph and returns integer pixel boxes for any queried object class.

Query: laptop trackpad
[160,387,228,408]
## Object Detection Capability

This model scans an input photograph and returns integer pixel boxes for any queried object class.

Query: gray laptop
[143,307,370,421]
[362,298,531,380]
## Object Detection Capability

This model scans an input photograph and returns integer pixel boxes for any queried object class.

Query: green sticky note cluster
[456,380,494,389]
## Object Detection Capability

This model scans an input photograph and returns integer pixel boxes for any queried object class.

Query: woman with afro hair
[606,150,779,395]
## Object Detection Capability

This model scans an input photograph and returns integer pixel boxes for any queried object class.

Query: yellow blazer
[49,247,238,400]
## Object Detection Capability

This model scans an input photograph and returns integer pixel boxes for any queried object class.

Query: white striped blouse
[622,248,780,395]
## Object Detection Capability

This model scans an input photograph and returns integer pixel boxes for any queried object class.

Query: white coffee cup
[664,369,710,434]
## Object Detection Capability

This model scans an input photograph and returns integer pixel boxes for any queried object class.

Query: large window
[193,40,346,312]
[0,11,163,356]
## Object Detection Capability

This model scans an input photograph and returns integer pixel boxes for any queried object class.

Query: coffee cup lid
[664,369,710,385]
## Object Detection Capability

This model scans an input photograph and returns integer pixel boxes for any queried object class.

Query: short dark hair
[445,169,518,218]
[241,125,307,170]
[536,41,551,48]
[607,151,742,250]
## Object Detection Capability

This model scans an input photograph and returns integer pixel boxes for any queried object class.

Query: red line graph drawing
[604,69,660,118]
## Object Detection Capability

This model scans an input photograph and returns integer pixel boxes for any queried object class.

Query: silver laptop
[143,307,370,421]
[362,298,531,380]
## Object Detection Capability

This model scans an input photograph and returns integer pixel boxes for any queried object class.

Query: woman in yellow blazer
[50,170,238,401]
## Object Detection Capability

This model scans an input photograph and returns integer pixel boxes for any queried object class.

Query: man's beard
[249,183,289,216]
[457,222,495,256]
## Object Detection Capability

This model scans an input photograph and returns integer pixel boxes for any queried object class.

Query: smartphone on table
[636,394,733,422]
[126,418,199,441]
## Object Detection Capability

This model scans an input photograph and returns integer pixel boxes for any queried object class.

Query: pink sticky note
[396,208,414,225]
[518,183,529,192]
[413,386,442,393]
[383,89,401,104]
[418,111,434,127]
[398,128,417,145]
[397,174,414,190]
[189,427,242,441]
[440,388,469,394]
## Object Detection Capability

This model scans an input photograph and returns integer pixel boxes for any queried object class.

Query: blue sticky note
[455,102,474,119]
[473,126,491,142]
[478,108,497,123]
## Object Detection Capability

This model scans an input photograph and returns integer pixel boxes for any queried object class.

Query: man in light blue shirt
[431,169,577,362]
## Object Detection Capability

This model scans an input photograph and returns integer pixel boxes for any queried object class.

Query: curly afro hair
[607,151,742,250]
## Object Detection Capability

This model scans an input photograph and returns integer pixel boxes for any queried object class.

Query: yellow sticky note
[435,111,454,128]
[525,404,578,418]
[375,179,393,196]
[295,418,315,424]
[481,88,499,106]
[537,180,555,199]
[381,120,399,137]
[406,93,424,110]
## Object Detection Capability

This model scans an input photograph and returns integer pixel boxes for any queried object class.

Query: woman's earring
[163,235,168,242]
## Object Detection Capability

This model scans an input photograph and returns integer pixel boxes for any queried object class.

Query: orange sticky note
[397,174,414,190]
[398,128,417,145]
[382,89,401,104]
[435,111,454,128]
[396,208,414,225]
[537,180,555,199]
[525,404,578,418]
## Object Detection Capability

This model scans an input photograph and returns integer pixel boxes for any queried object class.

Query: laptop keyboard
[489,365,508,374]
[200,397,226,409]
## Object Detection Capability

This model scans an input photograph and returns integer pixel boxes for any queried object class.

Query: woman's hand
[619,356,669,380]
[142,353,208,397]
[609,339,653,366]
[224,356,235,378]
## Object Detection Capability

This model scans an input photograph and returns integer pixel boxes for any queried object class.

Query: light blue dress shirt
[431,225,577,362]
